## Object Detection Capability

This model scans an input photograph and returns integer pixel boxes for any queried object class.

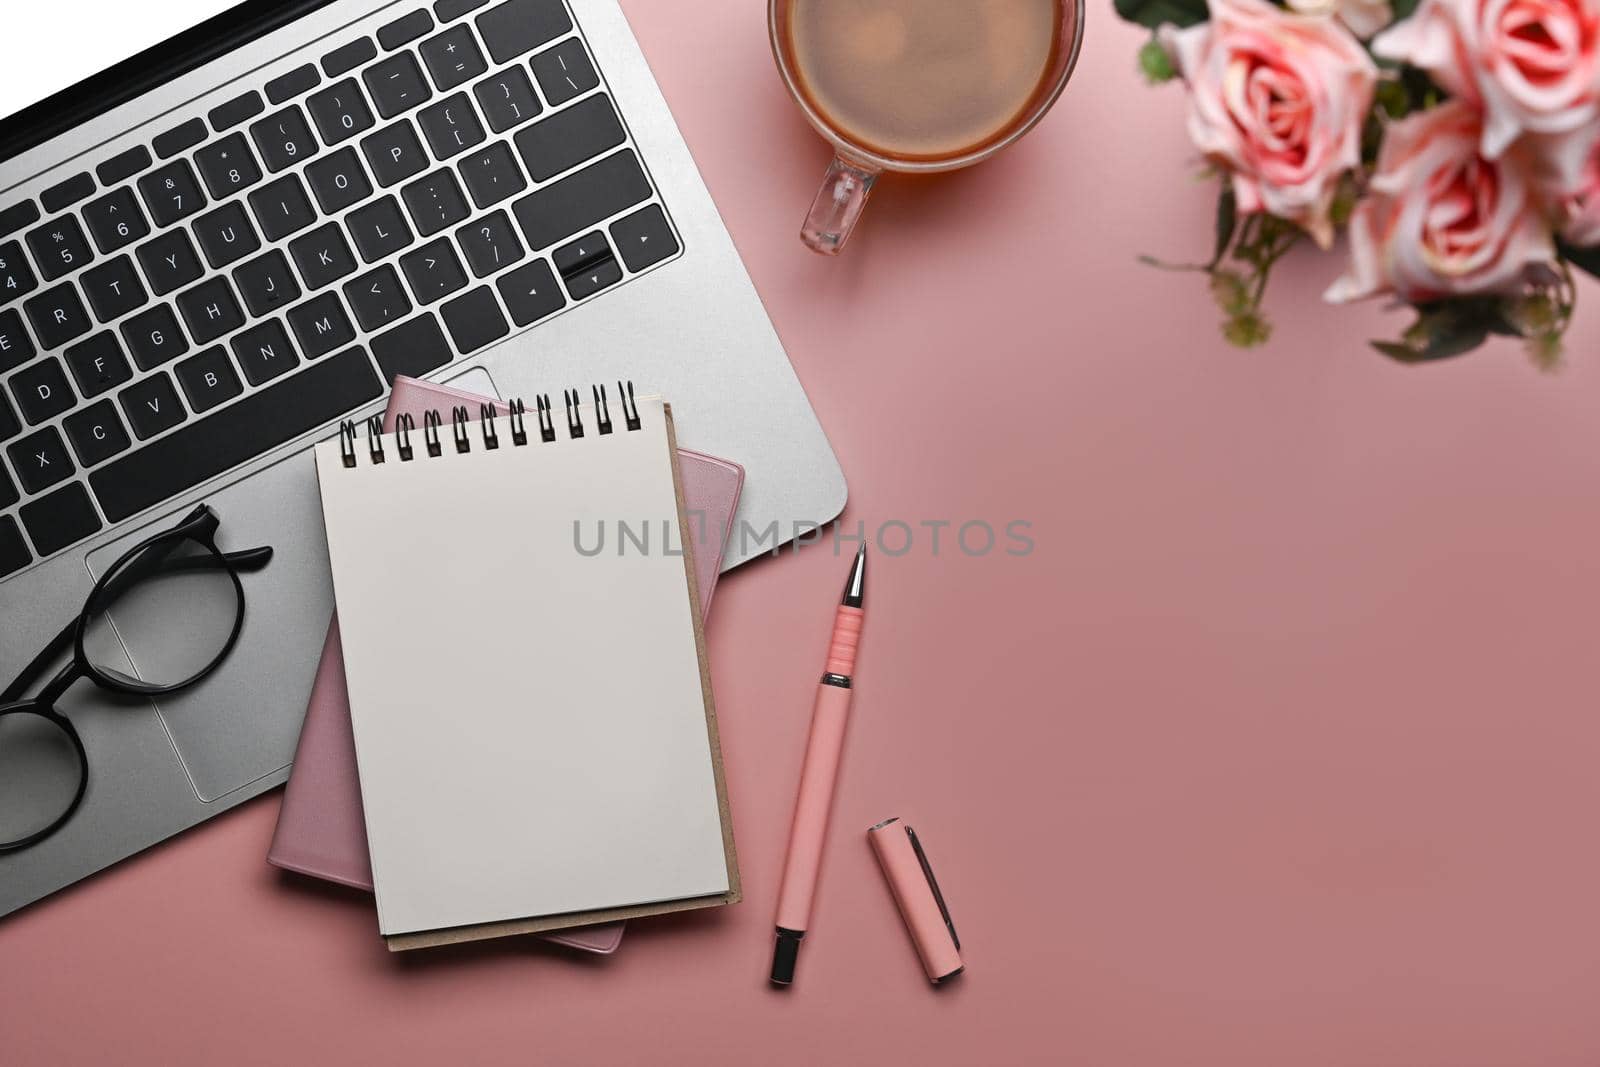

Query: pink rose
[1557,137,1600,243]
[1162,0,1378,247]
[1375,0,1600,186]
[1326,101,1556,302]
[1286,0,1394,39]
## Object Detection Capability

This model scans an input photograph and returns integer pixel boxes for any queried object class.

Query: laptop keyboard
[0,0,682,577]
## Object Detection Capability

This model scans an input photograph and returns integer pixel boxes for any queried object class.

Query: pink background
[7,3,1600,1064]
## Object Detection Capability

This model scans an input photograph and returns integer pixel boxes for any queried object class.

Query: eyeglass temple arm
[0,544,273,705]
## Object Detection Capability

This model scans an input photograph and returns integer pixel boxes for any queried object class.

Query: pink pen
[771,545,867,986]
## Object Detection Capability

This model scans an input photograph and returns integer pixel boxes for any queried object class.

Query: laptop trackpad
[85,450,335,802]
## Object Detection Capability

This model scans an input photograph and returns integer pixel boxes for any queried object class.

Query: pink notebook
[268,376,744,955]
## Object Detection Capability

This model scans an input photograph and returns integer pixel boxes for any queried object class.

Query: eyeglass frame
[0,504,272,853]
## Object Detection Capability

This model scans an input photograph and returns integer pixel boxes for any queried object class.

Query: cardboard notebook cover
[270,377,743,955]
[381,402,741,951]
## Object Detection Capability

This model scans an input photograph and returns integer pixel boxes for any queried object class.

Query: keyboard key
[306,147,375,213]
[24,283,92,350]
[176,276,245,345]
[0,201,41,240]
[420,25,487,91]
[380,10,434,50]
[175,346,244,413]
[138,160,207,227]
[82,187,151,254]
[0,515,30,576]
[513,149,649,250]
[347,196,414,262]
[290,223,357,290]
[136,230,203,296]
[440,286,508,353]
[456,209,524,277]
[193,201,262,269]
[231,318,300,386]
[400,238,468,303]
[90,346,382,522]
[287,292,356,358]
[64,400,132,467]
[7,426,74,493]
[266,64,320,105]
[194,133,264,199]
[437,0,491,20]
[0,393,17,443]
[474,67,541,133]
[27,216,95,282]
[458,142,526,208]
[610,203,678,272]
[345,265,412,330]
[401,169,469,236]
[233,249,301,317]
[250,106,319,172]
[64,332,133,397]
[361,121,428,187]
[418,93,486,159]
[153,118,207,159]
[0,308,34,372]
[561,253,621,299]
[21,482,101,556]
[495,257,564,325]
[364,52,433,119]
[0,240,39,302]
[10,358,72,425]
[119,372,186,440]
[323,37,377,78]
[80,255,149,322]
[307,79,376,146]
[121,304,189,370]
[247,173,317,242]
[42,173,95,214]
[531,37,599,107]
[477,0,571,65]
[370,312,451,382]
[96,146,152,187]
[210,90,266,132]
[514,94,625,183]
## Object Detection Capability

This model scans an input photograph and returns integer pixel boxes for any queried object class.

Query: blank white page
[314,397,729,937]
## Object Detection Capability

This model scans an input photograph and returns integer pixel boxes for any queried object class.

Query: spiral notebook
[315,387,740,951]
[270,376,743,957]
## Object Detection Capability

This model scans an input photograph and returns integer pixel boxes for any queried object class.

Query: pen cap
[868,818,964,983]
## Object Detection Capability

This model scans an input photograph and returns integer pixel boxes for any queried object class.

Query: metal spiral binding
[339,382,644,467]
[365,416,385,464]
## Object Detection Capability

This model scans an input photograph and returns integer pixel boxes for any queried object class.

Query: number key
[138,160,207,227]
[82,188,151,254]
[249,106,320,173]
[194,133,264,199]
[26,216,94,281]
[307,79,376,146]
[0,240,38,303]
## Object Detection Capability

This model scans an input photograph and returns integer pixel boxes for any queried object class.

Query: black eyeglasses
[0,504,272,853]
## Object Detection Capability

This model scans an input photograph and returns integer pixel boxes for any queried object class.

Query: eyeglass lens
[0,709,83,846]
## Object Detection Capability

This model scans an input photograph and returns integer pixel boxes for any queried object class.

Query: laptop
[0,0,846,917]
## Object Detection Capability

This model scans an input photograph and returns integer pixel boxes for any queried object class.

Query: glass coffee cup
[770,0,1085,255]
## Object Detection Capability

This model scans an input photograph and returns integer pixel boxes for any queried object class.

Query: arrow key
[609,203,678,273]
[495,257,564,326]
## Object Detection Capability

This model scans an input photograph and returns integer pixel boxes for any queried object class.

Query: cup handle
[802,155,880,255]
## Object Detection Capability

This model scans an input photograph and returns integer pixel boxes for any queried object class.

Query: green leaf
[1137,37,1176,83]
[1390,0,1421,20]
[1558,239,1600,281]
[1114,0,1208,30]
[1370,303,1496,363]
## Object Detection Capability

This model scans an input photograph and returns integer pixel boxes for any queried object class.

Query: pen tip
[842,544,866,608]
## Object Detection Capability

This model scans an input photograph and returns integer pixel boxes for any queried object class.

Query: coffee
[783,0,1062,162]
